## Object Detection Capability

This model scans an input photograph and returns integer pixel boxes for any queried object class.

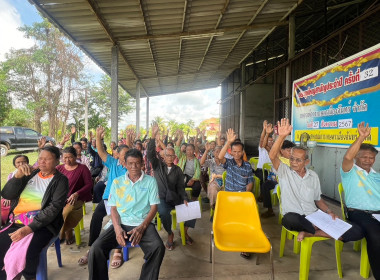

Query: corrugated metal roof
[29,0,301,97]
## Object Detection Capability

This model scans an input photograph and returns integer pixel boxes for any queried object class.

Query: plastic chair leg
[335,240,343,278]
[198,196,202,212]
[92,203,96,212]
[74,223,81,246]
[360,239,370,278]
[293,236,301,254]
[210,208,214,218]
[79,217,84,231]
[156,213,162,231]
[299,238,316,280]
[288,231,293,240]
[279,226,287,257]
[171,211,177,230]
[179,222,186,245]
[54,238,63,267]
[82,203,86,215]
[123,246,129,261]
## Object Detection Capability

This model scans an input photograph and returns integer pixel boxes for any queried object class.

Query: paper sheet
[272,184,279,195]
[373,214,380,222]
[104,200,111,216]
[175,201,201,223]
[305,209,352,240]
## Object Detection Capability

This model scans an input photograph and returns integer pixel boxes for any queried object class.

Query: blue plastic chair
[107,242,141,268]
[36,237,62,280]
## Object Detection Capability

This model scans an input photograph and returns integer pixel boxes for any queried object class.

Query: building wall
[243,84,274,156]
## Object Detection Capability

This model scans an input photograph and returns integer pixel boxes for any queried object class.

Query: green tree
[90,75,134,121]
[2,108,32,127]
[5,19,83,137]
[0,65,11,125]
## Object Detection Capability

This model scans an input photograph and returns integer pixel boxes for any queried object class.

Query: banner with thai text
[291,43,380,148]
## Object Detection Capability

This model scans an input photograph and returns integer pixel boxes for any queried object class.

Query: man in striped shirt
[218,128,254,260]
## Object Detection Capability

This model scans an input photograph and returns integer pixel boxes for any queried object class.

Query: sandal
[78,252,89,266]
[165,241,175,251]
[110,252,123,269]
[240,252,251,259]
[185,236,193,245]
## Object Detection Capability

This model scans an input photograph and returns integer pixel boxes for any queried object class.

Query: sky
[0,0,221,129]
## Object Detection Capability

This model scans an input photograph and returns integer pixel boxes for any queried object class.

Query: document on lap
[373,214,380,222]
[175,201,201,223]
[305,209,352,240]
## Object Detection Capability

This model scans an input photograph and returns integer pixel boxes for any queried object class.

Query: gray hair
[291,146,309,160]
[164,147,175,155]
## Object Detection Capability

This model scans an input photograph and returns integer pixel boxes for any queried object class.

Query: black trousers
[0,225,53,280]
[348,210,380,279]
[282,212,363,242]
[88,223,165,280]
[262,180,277,209]
[93,181,106,203]
[88,199,107,246]
[185,175,201,198]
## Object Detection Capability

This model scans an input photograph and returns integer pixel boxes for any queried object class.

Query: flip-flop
[165,241,175,251]
[185,236,193,245]
[78,254,88,266]
[110,252,123,269]
[240,252,251,259]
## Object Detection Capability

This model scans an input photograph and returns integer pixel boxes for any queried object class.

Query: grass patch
[1,151,39,188]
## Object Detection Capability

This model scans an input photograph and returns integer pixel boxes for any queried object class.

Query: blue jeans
[157,199,196,235]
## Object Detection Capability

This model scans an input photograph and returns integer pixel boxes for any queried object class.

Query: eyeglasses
[289,157,305,163]
[165,154,176,158]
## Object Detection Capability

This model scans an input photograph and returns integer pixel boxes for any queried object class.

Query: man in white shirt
[269,118,363,242]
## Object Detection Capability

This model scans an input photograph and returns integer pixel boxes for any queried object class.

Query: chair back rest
[222,171,227,186]
[262,162,273,172]
[276,185,283,215]
[253,175,260,193]
[338,183,348,221]
[213,191,262,232]
[249,157,259,170]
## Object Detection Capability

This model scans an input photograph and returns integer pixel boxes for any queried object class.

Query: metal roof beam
[138,0,161,94]
[85,0,148,97]
[197,0,230,72]
[75,22,288,44]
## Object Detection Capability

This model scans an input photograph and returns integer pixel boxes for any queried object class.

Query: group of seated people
[0,119,379,280]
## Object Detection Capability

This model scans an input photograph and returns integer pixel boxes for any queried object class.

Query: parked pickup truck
[0,126,55,157]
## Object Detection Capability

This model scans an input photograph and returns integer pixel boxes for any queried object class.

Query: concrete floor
[45,194,374,280]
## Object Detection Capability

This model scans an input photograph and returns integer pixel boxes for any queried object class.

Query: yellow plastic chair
[210,191,274,280]
[155,211,186,246]
[249,157,259,171]
[156,212,162,231]
[336,183,370,278]
[222,171,226,186]
[277,186,340,280]
[74,223,81,246]
[185,187,202,212]
[262,162,272,183]
[253,175,260,198]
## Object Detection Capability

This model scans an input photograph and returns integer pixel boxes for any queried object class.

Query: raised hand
[205,142,211,151]
[226,128,237,144]
[96,126,105,139]
[196,127,200,135]
[277,118,292,136]
[152,123,159,137]
[357,122,371,138]
[38,137,47,148]
[89,131,93,140]
[263,120,268,129]
[266,123,274,135]
[71,125,76,135]
[63,133,71,143]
